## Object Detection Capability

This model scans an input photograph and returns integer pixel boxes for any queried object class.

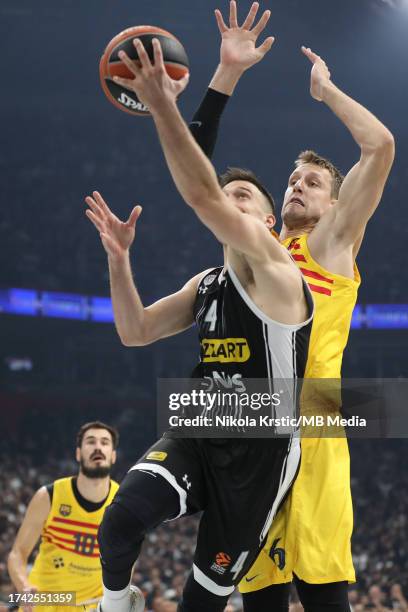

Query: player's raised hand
[301,46,332,102]
[113,39,189,113]
[85,191,142,261]
[215,1,275,72]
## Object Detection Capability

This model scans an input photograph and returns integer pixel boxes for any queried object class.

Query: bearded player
[186,2,395,611]
[8,422,119,612]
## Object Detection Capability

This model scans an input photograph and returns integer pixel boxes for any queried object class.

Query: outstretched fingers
[92,191,112,217]
[126,205,143,228]
[118,49,140,76]
[152,38,165,72]
[85,195,104,219]
[216,2,271,36]
[133,38,153,70]
[214,8,228,34]
[112,75,135,91]
[229,0,238,28]
[85,193,109,233]
[301,46,320,63]
[257,36,275,56]
[242,2,259,30]
[252,9,271,37]
[85,208,105,234]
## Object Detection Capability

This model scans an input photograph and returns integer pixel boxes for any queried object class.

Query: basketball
[99,26,189,117]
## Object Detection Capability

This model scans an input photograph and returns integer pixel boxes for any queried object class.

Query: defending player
[7,422,119,612]
[185,3,395,610]
[85,33,313,612]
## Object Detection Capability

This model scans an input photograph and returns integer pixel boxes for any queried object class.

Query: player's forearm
[209,63,244,96]
[7,549,31,591]
[151,101,222,211]
[322,81,394,153]
[108,255,147,346]
[189,87,230,159]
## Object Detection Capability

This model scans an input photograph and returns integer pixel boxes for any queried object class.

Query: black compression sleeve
[188,88,230,159]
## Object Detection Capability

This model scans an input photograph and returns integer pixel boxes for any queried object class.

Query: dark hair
[295,150,344,198]
[76,421,119,449]
[218,167,276,215]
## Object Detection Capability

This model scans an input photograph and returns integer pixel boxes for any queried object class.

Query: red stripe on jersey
[300,268,334,285]
[289,242,301,250]
[293,254,307,262]
[42,537,100,558]
[52,516,99,530]
[44,528,73,545]
[44,529,99,549]
[48,525,94,537]
[308,283,332,296]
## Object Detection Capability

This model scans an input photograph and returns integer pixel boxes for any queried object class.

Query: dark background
[1,0,407,392]
[0,0,407,608]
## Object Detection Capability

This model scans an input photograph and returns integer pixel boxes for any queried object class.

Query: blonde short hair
[295,150,344,198]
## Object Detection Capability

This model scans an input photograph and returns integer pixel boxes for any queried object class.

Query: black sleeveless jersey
[192,266,313,389]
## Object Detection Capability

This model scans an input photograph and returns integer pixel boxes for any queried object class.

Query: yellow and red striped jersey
[284,233,360,378]
[240,233,361,592]
[29,477,118,605]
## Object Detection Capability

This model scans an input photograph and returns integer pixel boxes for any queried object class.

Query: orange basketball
[99,26,189,117]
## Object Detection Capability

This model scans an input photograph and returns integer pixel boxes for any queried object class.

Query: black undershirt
[46,477,110,512]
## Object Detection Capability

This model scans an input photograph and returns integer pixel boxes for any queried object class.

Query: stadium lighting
[375,0,408,8]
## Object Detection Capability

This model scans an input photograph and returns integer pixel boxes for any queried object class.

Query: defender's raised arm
[301,46,394,254]
[190,1,274,158]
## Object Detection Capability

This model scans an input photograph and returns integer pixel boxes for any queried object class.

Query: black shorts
[130,435,300,597]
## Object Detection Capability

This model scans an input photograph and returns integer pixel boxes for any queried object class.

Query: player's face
[282,164,335,229]
[222,181,275,229]
[76,428,116,479]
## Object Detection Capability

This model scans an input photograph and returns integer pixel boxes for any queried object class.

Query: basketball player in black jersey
[85,37,313,612]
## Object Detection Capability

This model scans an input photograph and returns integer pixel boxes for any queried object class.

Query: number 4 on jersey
[204,299,217,332]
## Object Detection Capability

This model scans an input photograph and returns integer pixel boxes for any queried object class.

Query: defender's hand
[302,46,332,102]
[85,191,142,261]
[113,39,189,113]
[215,1,274,72]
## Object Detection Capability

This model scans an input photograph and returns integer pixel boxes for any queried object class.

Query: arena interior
[1,0,408,610]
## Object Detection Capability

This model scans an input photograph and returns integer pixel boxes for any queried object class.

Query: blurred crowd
[0,133,219,302]
[0,437,406,611]
[1,118,407,306]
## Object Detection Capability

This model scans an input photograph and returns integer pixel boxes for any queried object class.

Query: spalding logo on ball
[99,26,189,116]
